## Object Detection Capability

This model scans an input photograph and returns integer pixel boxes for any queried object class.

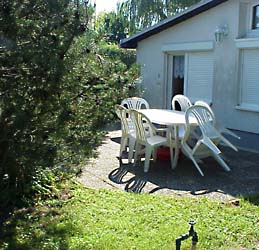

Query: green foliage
[94,0,202,44]
[95,11,129,44]
[98,42,136,68]
[0,1,139,206]
[1,186,259,249]
[0,0,81,203]
[119,0,201,33]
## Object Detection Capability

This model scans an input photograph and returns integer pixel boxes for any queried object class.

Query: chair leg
[169,146,174,169]
[181,144,204,176]
[144,145,153,172]
[133,143,141,166]
[128,138,135,163]
[152,148,157,162]
[120,136,127,158]
[213,153,231,172]
[172,146,179,169]
[189,154,205,176]
[171,125,180,169]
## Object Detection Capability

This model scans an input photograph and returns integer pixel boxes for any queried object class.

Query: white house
[120,0,259,151]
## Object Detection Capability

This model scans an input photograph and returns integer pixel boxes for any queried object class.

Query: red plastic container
[156,147,171,161]
[156,147,182,161]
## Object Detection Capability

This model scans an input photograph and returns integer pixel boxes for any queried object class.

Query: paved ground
[79,123,259,203]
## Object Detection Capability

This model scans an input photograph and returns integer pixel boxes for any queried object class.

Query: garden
[0,1,259,249]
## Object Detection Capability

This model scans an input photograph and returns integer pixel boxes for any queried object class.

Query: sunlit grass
[1,183,259,250]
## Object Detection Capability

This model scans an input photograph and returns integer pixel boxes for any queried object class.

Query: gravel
[79,124,259,203]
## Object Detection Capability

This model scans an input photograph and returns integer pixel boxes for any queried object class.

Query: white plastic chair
[181,105,238,176]
[172,94,192,112]
[121,97,149,109]
[115,105,136,161]
[122,97,151,134]
[171,94,192,139]
[195,100,240,140]
[129,109,175,172]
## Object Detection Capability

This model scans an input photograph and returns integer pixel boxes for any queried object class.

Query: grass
[1,183,259,250]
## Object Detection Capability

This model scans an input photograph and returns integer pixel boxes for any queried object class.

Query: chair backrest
[195,100,216,126]
[121,97,149,109]
[172,94,192,111]
[115,104,130,135]
[184,105,215,140]
[129,109,154,144]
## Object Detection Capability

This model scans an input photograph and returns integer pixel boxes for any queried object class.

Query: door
[165,51,213,108]
[172,55,185,98]
[165,54,185,109]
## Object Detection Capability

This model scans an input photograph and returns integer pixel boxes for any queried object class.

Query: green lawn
[1,183,259,250]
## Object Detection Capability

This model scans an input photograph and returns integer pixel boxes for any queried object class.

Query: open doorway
[172,55,185,110]
[173,55,184,96]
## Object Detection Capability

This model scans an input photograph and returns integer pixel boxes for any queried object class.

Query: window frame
[235,38,259,112]
[246,1,259,38]
[252,4,259,30]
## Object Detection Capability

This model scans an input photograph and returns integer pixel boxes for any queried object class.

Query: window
[239,49,259,110]
[252,4,259,29]
[185,51,214,103]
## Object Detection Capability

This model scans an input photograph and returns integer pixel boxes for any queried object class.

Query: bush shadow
[0,206,77,250]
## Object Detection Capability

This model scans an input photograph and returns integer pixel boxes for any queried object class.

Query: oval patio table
[138,109,197,168]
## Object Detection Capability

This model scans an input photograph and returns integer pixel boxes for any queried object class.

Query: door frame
[164,53,188,109]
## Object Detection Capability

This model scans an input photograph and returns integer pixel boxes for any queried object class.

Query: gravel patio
[79,123,259,203]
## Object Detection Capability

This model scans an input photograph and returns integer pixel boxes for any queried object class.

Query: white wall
[136,0,259,134]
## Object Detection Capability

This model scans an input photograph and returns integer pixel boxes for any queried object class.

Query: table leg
[172,125,179,169]
[167,127,174,169]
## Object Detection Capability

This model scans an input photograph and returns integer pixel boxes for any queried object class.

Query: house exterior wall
[136,0,259,135]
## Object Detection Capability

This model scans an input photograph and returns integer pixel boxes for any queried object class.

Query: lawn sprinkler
[175,220,198,250]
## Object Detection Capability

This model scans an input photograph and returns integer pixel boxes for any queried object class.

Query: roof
[120,0,229,49]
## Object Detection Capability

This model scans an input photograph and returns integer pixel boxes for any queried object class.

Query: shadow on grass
[243,194,259,206]
[0,205,76,250]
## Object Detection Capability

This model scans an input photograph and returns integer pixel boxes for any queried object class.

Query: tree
[0,0,86,201]
[0,0,138,205]
[95,11,129,44]
[94,6,137,69]
[119,0,200,34]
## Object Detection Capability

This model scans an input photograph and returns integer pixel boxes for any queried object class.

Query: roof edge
[120,0,229,49]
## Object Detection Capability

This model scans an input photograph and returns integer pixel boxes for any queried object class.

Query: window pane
[186,52,213,103]
[252,5,259,29]
[241,49,259,106]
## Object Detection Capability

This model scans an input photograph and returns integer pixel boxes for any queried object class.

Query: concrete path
[79,124,259,203]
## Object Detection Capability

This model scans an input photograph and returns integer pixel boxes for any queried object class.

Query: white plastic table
[139,109,197,168]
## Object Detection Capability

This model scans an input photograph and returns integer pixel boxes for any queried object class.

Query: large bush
[97,42,136,68]
[0,0,139,206]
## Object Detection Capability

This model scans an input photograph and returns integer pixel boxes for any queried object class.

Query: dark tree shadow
[108,147,259,206]
[0,206,76,250]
